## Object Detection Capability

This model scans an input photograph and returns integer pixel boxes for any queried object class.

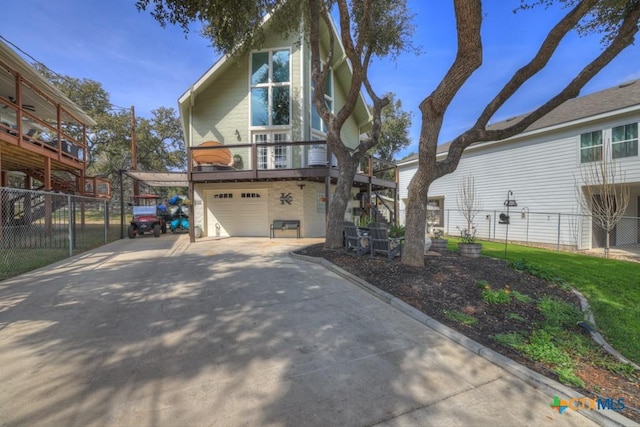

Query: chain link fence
[1,187,120,281]
[436,209,640,252]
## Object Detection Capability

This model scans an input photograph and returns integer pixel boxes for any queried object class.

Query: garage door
[206,190,268,237]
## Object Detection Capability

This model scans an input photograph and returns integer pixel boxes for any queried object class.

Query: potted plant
[430,229,448,252]
[457,225,482,258]
[232,154,244,169]
[389,224,406,238]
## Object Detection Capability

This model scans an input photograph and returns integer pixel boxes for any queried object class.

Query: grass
[443,309,478,326]
[0,224,121,282]
[448,237,640,364]
[495,297,589,389]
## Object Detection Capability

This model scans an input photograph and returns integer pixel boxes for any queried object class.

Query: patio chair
[344,221,369,255]
[369,223,403,260]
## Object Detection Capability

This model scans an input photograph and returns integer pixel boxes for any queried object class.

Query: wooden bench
[270,219,301,239]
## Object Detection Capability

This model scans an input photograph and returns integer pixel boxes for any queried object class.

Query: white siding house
[398,80,640,250]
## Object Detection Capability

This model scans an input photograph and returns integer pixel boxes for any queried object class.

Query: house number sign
[280,193,293,205]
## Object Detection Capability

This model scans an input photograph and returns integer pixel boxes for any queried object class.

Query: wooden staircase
[23,168,77,194]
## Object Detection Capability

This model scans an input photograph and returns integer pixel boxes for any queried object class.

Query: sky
[2,0,640,159]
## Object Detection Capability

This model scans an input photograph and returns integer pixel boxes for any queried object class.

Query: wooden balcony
[0,51,110,198]
[188,141,397,190]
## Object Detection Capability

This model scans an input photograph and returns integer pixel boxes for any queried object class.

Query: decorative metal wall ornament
[280,193,293,205]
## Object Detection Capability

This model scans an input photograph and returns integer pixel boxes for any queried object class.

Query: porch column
[189,181,195,243]
[0,151,3,240]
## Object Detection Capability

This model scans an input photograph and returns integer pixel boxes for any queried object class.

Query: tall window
[580,130,603,163]
[612,123,638,159]
[251,50,291,127]
[311,71,333,134]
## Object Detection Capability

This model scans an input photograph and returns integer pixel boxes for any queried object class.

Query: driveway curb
[290,251,638,427]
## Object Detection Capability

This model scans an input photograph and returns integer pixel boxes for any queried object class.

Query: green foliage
[538,296,583,331]
[509,258,564,284]
[443,310,478,326]
[369,93,413,161]
[388,224,405,238]
[524,329,572,365]
[510,290,532,304]
[506,312,527,323]
[465,238,640,364]
[494,332,526,348]
[457,226,477,244]
[481,287,511,304]
[556,366,586,388]
[475,279,489,289]
[517,0,640,46]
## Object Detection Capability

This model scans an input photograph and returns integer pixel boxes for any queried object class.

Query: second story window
[580,130,603,163]
[251,50,290,127]
[311,70,333,134]
[612,123,638,159]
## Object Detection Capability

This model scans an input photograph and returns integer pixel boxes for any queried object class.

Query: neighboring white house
[397,80,640,250]
[179,14,397,238]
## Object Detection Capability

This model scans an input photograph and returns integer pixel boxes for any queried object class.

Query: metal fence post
[493,210,497,240]
[557,213,561,251]
[104,200,109,244]
[446,210,450,235]
[68,194,73,257]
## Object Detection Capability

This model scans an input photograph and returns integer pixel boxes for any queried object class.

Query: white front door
[254,132,291,169]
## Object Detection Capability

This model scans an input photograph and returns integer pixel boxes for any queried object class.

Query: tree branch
[437,2,640,179]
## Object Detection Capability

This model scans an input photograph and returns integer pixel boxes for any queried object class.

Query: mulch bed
[294,244,640,423]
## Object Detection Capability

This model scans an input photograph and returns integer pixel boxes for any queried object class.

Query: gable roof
[398,79,640,165]
[177,12,371,142]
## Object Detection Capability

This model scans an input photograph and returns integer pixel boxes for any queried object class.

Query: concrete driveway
[0,235,600,426]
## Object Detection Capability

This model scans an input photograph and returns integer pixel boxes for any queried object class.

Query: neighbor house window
[612,123,638,159]
[427,197,444,228]
[311,70,333,134]
[580,130,603,163]
[251,49,291,127]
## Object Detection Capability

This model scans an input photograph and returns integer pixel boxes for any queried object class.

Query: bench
[270,219,300,239]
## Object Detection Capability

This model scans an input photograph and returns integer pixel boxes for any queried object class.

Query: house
[0,40,110,198]
[397,80,640,250]
[179,15,397,238]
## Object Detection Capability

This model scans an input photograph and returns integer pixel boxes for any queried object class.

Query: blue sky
[3,1,639,159]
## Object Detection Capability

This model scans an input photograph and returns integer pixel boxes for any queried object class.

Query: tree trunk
[403,172,430,266]
[324,153,359,249]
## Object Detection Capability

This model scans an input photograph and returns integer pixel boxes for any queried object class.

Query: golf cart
[127,194,168,238]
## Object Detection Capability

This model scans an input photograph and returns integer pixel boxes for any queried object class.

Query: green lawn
[0,225,121,282]
[447,238,640,364]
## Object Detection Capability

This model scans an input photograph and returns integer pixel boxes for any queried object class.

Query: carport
[118,170,190,239]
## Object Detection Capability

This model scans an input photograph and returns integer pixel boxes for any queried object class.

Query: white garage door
[206,190,268,237]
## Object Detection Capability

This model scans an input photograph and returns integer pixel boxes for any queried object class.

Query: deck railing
[0,99,85,162]
[189,140,397,184]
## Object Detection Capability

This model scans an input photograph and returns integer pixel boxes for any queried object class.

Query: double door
[253,132,291,169]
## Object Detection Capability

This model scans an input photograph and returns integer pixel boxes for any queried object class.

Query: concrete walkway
[0,235,612,426]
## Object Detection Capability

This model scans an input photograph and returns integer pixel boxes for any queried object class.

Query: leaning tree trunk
[324,145,360,249]
[403,151,438,267]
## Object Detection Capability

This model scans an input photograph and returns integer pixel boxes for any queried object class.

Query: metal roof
[123,170,189,187]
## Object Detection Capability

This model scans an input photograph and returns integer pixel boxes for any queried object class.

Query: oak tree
[402,0,640,266]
